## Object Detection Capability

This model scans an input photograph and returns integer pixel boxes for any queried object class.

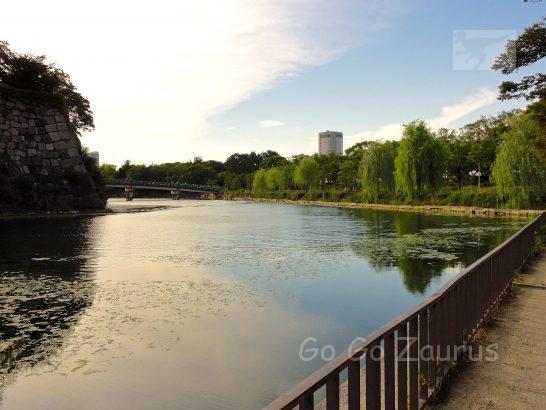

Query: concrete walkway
[433,250,546,409]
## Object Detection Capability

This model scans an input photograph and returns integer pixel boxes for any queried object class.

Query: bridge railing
[265,212,544,410]
[106,179,222,193]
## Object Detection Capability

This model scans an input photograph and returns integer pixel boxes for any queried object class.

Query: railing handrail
[265,211,544,409]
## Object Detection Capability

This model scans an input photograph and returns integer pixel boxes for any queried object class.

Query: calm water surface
[0,200,528,409]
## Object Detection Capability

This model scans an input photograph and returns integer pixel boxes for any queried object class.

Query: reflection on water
[0,200,528,409]
[353,211,514,293]
[0,219,96,398]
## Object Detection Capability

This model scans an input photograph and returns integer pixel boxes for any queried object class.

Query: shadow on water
[351,209,525,294]
[0,217,96,400]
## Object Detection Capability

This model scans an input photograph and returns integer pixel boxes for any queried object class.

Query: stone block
[28,149,38,157]
[61,157,81,168]
[46,143,54,151]
[53,141,67,150]
[49,131,61,142]
[66,147,79,158]
[45,123,57,132]
[59,130,74,141]
[56,122,68,131]
[72,164,86,173]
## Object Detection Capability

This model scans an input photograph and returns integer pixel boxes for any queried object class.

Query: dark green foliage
[492,17,545,101]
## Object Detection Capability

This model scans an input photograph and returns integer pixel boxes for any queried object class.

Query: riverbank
[228,197,540,218]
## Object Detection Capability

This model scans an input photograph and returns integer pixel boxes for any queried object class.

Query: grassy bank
[224,186,543,217]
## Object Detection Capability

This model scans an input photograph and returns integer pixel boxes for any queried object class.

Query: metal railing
[265,212,544,410]
[106,179,222,193]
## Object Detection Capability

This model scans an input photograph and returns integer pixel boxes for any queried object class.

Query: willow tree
[359,141,397,202]
[265,167,282,190]
[394,121,446,199]
[293,156,320,190]
[252,169,267,192]
[491,114,545,208]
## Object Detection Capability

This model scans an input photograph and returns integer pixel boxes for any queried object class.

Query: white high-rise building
[90,151,100,165]
[318,131,343,155]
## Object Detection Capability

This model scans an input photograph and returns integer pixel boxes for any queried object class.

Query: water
[0,200,528,409]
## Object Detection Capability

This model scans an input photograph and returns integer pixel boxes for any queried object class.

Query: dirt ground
[432,251,546,409]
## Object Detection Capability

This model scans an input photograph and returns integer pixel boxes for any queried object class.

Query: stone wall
[0,89,104,212]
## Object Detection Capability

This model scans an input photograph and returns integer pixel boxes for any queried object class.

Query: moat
[0,200,528,409]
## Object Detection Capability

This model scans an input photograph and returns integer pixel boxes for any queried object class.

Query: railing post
[347,359,360,410]
[419,310,429,404]
[397,324,408,410]
[326,373,339,410]
[409,317,419,410]
[366,340,381,410]
[384,333,395,410]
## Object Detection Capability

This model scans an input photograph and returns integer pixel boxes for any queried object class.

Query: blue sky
[2,0,545,164]
[207,1,545,158]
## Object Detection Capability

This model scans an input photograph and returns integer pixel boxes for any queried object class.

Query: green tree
[99,163,117,181]
[315,153,343,187]
[0,41,94,134]
[278,163,295,190]
[394,121,446,199]
[436,128,472,188]
[526,99,546,165]
[252,169,267,192]
[359,141,397,201]
[338,156,360,190]
[293,156,320,190]
[492,17,545,101]
[219,171,243,190]
[260,155,288,169]
[491,114,545,208]
[264,167,280,190]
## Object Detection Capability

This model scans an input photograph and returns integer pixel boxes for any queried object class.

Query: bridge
[106,179,222,200]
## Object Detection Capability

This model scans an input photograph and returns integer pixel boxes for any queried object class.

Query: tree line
[98,106,545,208]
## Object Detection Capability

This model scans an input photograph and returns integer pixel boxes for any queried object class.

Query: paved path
[433,250,546,409]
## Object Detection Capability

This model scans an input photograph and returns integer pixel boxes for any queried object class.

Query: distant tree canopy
[0,41,94,135]
[394,121,446,199]
[492,17,546,101]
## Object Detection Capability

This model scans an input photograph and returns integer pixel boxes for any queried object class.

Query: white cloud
[1,0,405,164]
[259,120,287,128]
[427,87,497,129]
[347,87,498,145]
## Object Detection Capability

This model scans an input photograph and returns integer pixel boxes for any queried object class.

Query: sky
[1,0,545,165]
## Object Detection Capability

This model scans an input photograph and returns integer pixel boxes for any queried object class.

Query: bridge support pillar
[124,186,134,201]
[170,189,181,200]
